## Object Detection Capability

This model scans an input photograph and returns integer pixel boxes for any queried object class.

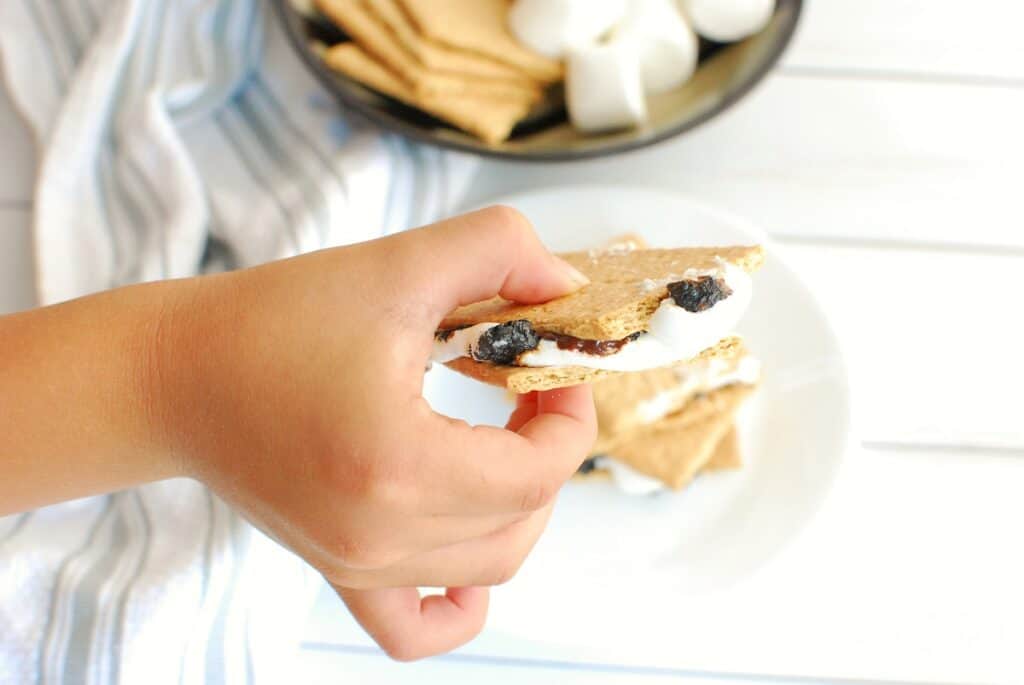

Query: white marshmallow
[566,42,647,133]
[680,0,775,42]
[508,0,627,59]
[613,0,698,94]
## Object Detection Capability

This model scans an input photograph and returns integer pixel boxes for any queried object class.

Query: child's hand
[153,207,597,660]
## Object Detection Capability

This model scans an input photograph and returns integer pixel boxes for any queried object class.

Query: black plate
[274,0,802,161]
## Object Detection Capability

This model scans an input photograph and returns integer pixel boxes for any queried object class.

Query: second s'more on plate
[432,241,764,393]
[591,339,761,454]
[577,344,761,494]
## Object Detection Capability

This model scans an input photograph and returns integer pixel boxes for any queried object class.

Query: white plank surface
[462,74,1024,250]
[0,209,36,314]
[302,444,1024,684]
[295,646,829,685]
[0,86,35,206]
[783,0,1024,82]
[781,242,1024,449]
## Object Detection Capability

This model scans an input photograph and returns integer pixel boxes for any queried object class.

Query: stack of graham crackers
[314,0,561,144]
[579,340,760,492]
[573,234,761,493]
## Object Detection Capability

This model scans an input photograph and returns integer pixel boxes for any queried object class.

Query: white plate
[425,185,850,648]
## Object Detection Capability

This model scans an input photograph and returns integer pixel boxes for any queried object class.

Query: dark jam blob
[666,275,733,313]
[538,330,642,356]
[577,458,599,475]
[473,320,540,365]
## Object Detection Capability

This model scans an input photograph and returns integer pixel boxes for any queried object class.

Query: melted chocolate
[666,275,732,313]
[537,330,642,357]
[435,321,645,365]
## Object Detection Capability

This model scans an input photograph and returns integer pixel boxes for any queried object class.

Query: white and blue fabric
[0,0,475,682]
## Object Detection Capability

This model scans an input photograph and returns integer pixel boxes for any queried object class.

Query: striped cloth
[0,0,475,682]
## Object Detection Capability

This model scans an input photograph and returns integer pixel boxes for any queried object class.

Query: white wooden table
[2,1,1023,683]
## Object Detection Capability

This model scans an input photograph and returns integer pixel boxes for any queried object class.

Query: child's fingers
[419,384,596,516]
[335,585,489,661]
[504,391,539,432]
[331,502,554,590]
[521,386,597,451]
[398,205,589,319]
[355,509,537,570]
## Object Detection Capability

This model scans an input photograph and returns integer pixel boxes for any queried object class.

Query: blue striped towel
[0,0,476,682]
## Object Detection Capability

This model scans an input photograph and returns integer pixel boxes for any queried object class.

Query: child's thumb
[404,205,589,318]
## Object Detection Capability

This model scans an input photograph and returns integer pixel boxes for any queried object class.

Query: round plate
[274,0,802,161]
[422,185,850,645]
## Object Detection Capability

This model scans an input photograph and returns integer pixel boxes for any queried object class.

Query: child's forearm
[0,208,599,660]
[0,281,184,515]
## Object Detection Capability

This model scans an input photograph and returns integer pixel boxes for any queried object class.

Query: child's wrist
[128,277,212,482]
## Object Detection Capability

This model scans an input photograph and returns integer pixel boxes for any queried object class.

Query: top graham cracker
[439,245,765,341]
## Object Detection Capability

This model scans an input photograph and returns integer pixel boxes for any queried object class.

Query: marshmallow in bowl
[680,0,776,42]
[508,0,627,59]
[566,41,647,133]
[613,0,699,94]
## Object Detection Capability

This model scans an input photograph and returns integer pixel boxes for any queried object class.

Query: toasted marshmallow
[680,0,775,42]
[508,0,627,59]
[566,41,647,133]
[613,0,698,94]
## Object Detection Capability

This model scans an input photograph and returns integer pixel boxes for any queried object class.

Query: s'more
[578,344,761,493]
[432,242,764,393]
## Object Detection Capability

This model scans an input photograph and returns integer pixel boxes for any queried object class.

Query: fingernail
[555,256,590,288]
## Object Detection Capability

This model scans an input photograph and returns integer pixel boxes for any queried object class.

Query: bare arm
[0,279,185,513]
[0,206,596,660]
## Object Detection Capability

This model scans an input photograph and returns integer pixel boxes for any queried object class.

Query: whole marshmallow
[509,0,627,59]
[680,0,775,42]
[613,0,698,94]
[566,41,647,133]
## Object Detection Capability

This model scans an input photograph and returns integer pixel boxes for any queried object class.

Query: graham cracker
[702,427,742,471]
[572,424,741,486]
[317,0,541,102]
[591,342,752,451]
[445,335,744,394]
[397,0,562,83]
[365,0,536,83]
[441,245,764,341]
[609,384,754,490]
[322,43,532,144]
[595,380,755,454]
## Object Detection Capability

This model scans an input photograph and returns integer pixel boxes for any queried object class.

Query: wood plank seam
[774,234,1024,258]
[862,440,1024,458]
[298,640,959,685]
[778,65,1024,90]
